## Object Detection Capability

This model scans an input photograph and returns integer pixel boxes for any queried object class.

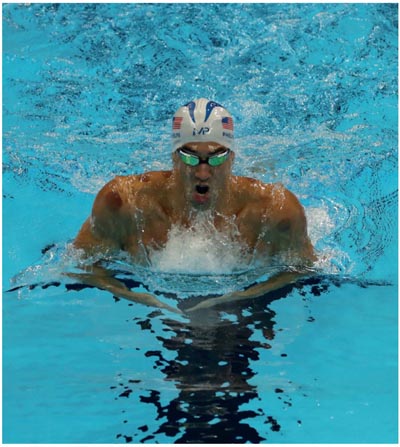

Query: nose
[194,162,212,182]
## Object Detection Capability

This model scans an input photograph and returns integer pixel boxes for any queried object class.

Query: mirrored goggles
[177,147,231,167]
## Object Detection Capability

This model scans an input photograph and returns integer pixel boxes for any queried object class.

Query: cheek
[176,164,193,180]
[183,167,195,182]
[179,169,197,194]
[214,166,230,183]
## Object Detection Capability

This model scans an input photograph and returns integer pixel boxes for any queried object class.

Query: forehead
[183,141,228,153]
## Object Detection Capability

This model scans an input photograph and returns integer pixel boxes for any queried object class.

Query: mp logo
[193,127,210,136]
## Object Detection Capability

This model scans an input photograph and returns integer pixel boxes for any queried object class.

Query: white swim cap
[172,98,234,151]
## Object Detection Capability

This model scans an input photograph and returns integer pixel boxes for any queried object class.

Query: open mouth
[195,185,209,195]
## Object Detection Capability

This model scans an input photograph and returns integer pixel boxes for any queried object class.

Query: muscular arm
[74,177,130,254]
[65,265,181,314]
[72,177,181,314]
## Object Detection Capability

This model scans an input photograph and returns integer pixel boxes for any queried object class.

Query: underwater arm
[185,269,312,312]
[65,266,181,314]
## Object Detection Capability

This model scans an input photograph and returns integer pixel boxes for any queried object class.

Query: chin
[190,200,211,211]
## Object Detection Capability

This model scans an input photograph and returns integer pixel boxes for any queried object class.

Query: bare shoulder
[234,176,299,204]
[263,182,305,224]
[233,176,306,222]
[74,171,172,251]
[94,171,172,210]
[234,176,314,259]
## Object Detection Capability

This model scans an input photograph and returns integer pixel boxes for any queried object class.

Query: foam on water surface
[148,212,250,275]
[9,205,344,299]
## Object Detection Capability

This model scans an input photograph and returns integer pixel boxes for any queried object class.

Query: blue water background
[3,3,398,444]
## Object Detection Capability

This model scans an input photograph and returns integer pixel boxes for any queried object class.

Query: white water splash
[9,205,353,300]
[149,212,251,275]
[306,204,353,275]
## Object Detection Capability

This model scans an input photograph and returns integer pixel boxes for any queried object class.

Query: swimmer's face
[173,141,234,210]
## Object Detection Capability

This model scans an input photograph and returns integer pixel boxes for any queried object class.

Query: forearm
[65,265,181,314]
[237,270,308,298]
[186,269,312,312]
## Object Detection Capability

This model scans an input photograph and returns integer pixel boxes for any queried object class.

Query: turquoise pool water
[3,3,398,443]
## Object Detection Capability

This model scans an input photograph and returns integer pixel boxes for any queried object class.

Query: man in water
[73,98,315,312]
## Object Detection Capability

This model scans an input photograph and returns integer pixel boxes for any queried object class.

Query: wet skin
[73,142,315,312]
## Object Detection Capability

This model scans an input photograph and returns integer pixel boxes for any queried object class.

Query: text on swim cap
[192,127,210,135]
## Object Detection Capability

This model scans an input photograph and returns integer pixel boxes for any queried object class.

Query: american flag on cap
[172,116,183,130]
[222,117,233,131]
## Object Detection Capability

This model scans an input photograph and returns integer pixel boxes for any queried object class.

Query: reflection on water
[110,279,327,443]
[6,262,391,443]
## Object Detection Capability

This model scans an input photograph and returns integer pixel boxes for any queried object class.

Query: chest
[123,204,277,260]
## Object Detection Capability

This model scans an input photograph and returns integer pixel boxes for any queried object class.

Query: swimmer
[72,98,316,312]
